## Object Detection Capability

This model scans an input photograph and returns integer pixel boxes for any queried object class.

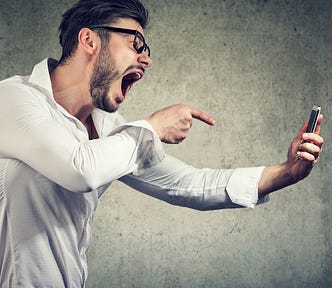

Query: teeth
[135,72,141,79]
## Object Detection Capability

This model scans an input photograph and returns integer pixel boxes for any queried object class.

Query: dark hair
[58,0,149,63]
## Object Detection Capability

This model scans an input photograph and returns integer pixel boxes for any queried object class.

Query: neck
[51,58,94,124]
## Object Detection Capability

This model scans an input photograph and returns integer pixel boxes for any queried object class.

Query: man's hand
[146,104,216,144]
[259,115,324,196]
[286,114,324,183]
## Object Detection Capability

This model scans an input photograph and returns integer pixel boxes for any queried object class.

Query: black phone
[306,105,321,133]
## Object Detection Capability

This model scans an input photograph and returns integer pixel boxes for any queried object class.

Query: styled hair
[58,0,149,63]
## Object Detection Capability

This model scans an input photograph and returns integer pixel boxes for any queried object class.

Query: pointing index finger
[190,108,216,126]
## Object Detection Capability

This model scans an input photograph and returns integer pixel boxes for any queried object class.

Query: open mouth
[121,72,142,98]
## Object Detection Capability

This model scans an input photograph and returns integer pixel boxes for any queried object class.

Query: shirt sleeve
[226,166,268,208]
[120,154,269,210]
[0,83,164,192]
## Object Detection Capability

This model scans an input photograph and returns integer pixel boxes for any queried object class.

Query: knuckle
[177,103,188,111]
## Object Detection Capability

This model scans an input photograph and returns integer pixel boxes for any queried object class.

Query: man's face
[90,18,152,113]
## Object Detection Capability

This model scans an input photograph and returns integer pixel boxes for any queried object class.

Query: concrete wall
[0,0,331,287]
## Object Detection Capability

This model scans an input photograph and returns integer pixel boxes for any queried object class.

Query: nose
[138,53,152,68]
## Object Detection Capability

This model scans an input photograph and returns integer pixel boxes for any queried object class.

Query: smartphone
[306,104,321,133]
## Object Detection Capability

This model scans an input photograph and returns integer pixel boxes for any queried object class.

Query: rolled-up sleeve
[226,166,268,208]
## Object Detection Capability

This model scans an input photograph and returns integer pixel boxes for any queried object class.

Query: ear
[77,28,99,55]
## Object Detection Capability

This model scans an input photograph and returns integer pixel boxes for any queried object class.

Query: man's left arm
[119,105,323,211]
[145,104,324,198]
[120,154,265,210]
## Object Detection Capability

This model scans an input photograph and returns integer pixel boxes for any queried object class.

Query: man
[0,0,323,287]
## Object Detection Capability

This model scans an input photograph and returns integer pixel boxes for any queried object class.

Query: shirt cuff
[109,120,165,175]
[226,166,269,208]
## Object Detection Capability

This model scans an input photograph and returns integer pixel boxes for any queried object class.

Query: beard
[90,47,121,113]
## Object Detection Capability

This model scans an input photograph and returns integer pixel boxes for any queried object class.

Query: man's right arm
[0,83,163,192]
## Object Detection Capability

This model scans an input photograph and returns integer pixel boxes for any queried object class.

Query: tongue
[121,78,131,97]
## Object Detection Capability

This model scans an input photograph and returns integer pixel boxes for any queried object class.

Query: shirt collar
[29,58,58,99]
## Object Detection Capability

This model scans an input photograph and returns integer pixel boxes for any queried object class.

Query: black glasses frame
[90,26,150,57]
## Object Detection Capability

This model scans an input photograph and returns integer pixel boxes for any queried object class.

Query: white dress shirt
[0,59,266,287]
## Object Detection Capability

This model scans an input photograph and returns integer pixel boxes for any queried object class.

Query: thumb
[296,121,308,140]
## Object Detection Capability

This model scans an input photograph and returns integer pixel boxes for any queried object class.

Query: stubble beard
[90,47,121,113]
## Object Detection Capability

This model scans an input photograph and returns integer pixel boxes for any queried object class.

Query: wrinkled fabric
[0,59,267,287]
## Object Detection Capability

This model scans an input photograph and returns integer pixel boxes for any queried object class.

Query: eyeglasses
[90,26,151,57]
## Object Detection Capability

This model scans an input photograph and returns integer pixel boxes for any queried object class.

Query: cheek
[113,50,137,72]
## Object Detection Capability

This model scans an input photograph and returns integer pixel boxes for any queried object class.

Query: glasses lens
[134,32,150,56]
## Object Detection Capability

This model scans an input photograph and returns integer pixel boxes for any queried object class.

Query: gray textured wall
[0,0,331,287]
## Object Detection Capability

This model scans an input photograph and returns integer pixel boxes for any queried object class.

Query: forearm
[258,162,295,196]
